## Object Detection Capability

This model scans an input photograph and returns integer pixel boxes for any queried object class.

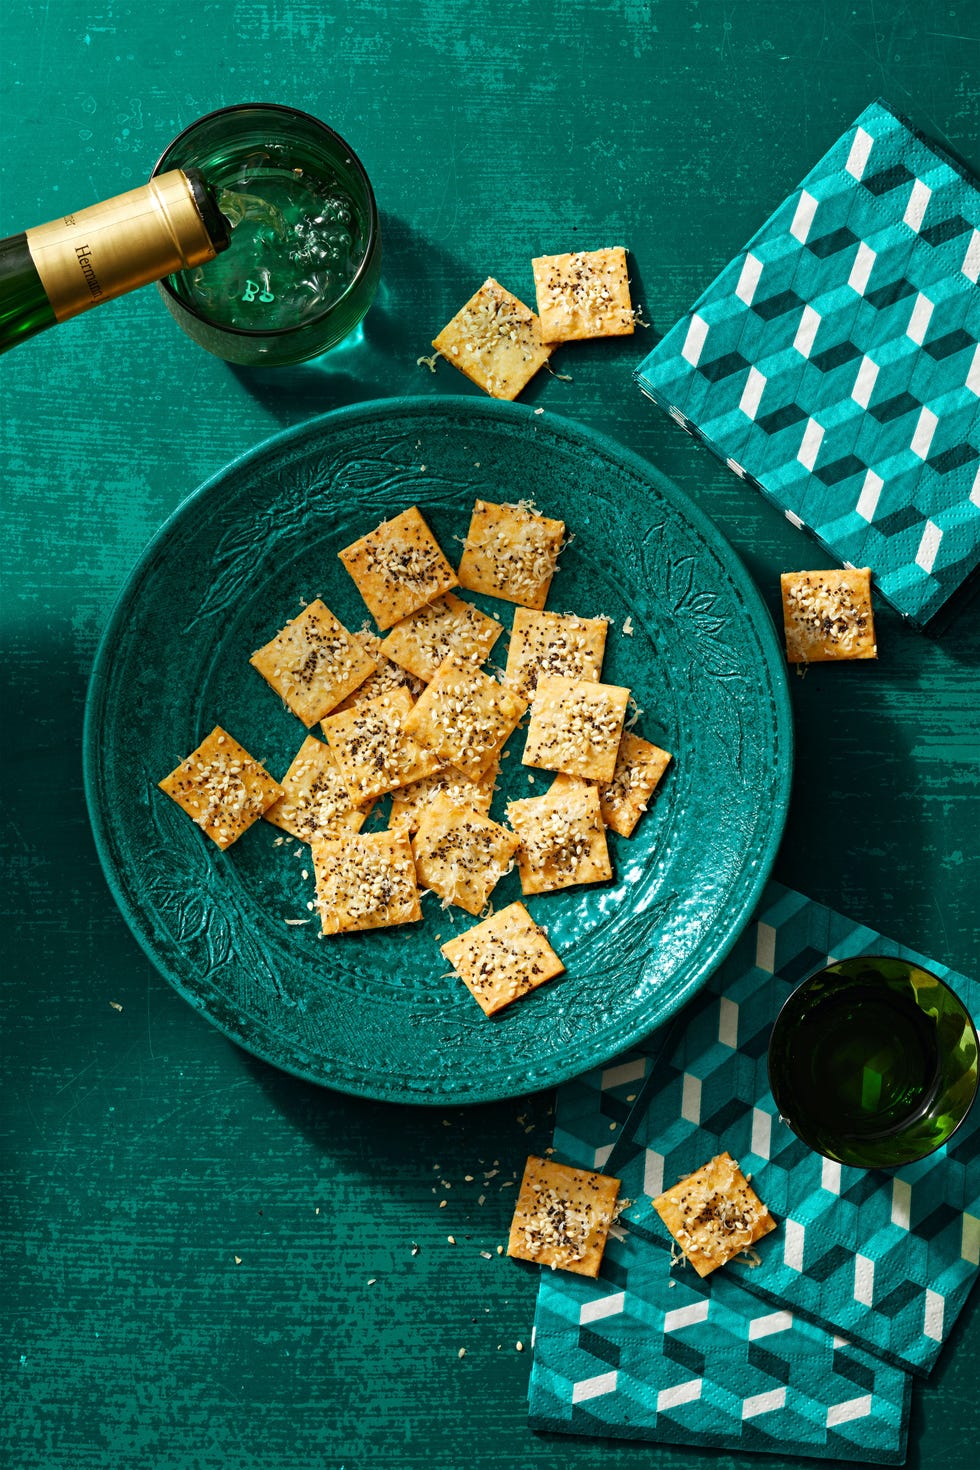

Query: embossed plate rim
[83,395,793,1104]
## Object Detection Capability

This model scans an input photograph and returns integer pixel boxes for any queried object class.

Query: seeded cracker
[652,1152,777,1278]
[522,674,630,784]
[440,901,564,1017]
[598,731,672,838]
[431,277,553,400]
[531,247,635,343]
[338,506,459,631]
[332,630,425,712]
[311,830,422,935]
[457,500,566,611]
[388,759,499,835]
[321,687,441,803]
[159,726,284,850]
[404,655,526,782]
[507,1156,620,1277]
[504,608,607,701]
[380,593,503,682]
[249,600,378,728]
[507,775,611,895]
[780,567,877,663]
[263,735,369,844]
[412,796,520,916]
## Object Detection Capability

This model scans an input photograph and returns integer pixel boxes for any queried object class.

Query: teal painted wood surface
[2,2,978,1467]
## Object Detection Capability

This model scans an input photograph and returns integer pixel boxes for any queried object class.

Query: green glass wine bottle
[0,169,230,355]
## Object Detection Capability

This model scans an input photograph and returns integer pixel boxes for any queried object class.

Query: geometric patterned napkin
[529,1041,912,1463]
[635,100,980,627]
[613,883,980,1377]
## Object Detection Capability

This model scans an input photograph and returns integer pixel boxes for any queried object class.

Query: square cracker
[505,608,607,701]
[332,630,425,712]
[404,655,526,782]
[388,758,498,835]
[380,593,503,683]
[457,499,566,611]
[780,567,877,663]
[411,796,519,916]
[159,726,283,850]
[507,1155,620,1277]
[507,775,612,895]
[532,247,635,343]
[249,599,378,727]
[321,687,441,803]
[431,277,553,400]
[522,674,630,784]
[311,830,421,936]
[652,1152,777,1278]
[598,731,672,838]
[263,735,368,844]
[440,901,564,1017]
[338,506,459,631]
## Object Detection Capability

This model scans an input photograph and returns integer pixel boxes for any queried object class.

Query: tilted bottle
[0,169,230,355]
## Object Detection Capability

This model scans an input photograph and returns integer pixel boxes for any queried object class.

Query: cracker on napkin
[531,247,635,342]
[311,830,421,935]
[431,277,553,400]
[380,592,503,682]
[652,1152,777,1278]
[507,1155,620,1277]
[522,673,630,783]
[159,726,283,850]
[249,599,377,727]
[780,567,877,663]
[338,505,458,631]
[456,499,566,610]
[440,901,563,1016]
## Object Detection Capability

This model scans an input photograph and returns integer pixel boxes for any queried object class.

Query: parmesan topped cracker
[311,830,421,935]
[263,735,368,844]
[504,607,607,700]
[780,568,877,664]
[431,277,553,400]
[457,499,566,611]
[321,687,441,803]
[388,760,498,835]
[652,1152,776,1278]
[159,726,283,850]
[249,599,378,728]
[331,629,425,712]
[597,731,672,838]
[522,674,630,784]
[440,901,564,1016]
[404,655,526,782]
[507,1155,620,1277]
[531,247,635,343]
[508,775,611,895]
[380,592,503,683]
[338,505,459,631]
[411,796,519,916]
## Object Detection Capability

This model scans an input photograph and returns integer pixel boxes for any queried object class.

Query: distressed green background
[2,2,978,1467]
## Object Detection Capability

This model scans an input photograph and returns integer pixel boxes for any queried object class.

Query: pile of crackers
[160,499,672,1020]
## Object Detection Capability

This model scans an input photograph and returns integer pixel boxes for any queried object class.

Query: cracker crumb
[623,615,634,636]
[234,1256,242,1265]
[109,1001,123,1012]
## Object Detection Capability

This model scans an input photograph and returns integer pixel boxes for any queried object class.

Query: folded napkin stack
[527,882,980,1465]
[636,100,980,627]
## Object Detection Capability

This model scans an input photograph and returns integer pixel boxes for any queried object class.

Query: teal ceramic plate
[84,397,792,1104]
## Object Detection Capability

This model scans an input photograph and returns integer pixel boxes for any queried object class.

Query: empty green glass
[768,956,978,1169]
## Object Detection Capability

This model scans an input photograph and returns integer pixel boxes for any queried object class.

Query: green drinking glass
[768,956,978,1169]
[151,103,381,367]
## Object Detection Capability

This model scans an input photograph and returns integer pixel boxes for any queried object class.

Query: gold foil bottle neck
[25,170,221,323]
